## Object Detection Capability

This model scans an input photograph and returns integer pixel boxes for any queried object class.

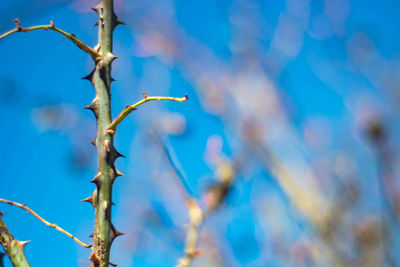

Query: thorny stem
[106,93,188,135]
[0,19,102,61]
[0,199,92,249]
[0,215,30,267]
[89,0,120,266]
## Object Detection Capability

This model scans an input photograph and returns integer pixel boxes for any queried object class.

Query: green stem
[90,1,119,266]
[106,94,188,134]
[0,215,30,267]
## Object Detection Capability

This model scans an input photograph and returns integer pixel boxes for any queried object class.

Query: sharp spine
[81,191,96,207]
[81,69,95,83]
[90,172,102,187]
[83,97,99,119]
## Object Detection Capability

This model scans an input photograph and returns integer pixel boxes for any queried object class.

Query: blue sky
[1,0,400,266]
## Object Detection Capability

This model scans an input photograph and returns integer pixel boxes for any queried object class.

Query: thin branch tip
[0,19,102,61]
[0,198,92,249]
[106,93,188,135]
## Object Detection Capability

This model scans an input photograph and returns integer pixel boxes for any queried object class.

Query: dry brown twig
[0,198,92,249]
[0,19,102,61]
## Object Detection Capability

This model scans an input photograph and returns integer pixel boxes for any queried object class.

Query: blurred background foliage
[1,0,400,266]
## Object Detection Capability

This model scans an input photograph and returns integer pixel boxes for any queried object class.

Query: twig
[151,133,236,267]
[0,198,92,249]
[148,132,202,267]
[105,92,188,135]
[0,19,102,61]
[149,131,193,198]
[176,199,203,267]
[176,159,237,267]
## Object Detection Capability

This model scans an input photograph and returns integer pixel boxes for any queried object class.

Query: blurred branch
[177,159,236,267]
[176,199,203,267]
[150,133,237,267]
[106,92,188,135]
[0,198,92,249]
[0,19,102,60]
[0,214,30,267]
[149,131,193,198]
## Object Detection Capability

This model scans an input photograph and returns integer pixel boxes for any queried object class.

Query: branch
[0,214,31,267]
[0,19,102,61]
[0,198,92,249]
[176,199,203,267]
[149,131,193,198]
[105,92,188,135]
[148,131,202,267]
[177,159,237,267]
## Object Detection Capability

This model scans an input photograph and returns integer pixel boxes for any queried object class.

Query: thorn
[81,69,95,82]
[184,94,189,100]
[106,52,118,63]
[83,97,99,119]
[115,17,126,26]
[0,212,5,216]
[89,233,94,238]
[17,240,30,252]
[13,18,21,31]
[111,77,116,83]
[81,191,96,207]
[143,92,148,99]
[114,148,125,159]
[109,262,118,267]
[111,224,125,241]
[94,20,99,27]
[91,137,97,147]
[90,172,102,187]
[93,44,100,52]
[50,20,54,28]
[114,169,125,177]
[91,4,102,14]
[113,11,126,28]
[111,202,116,206]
